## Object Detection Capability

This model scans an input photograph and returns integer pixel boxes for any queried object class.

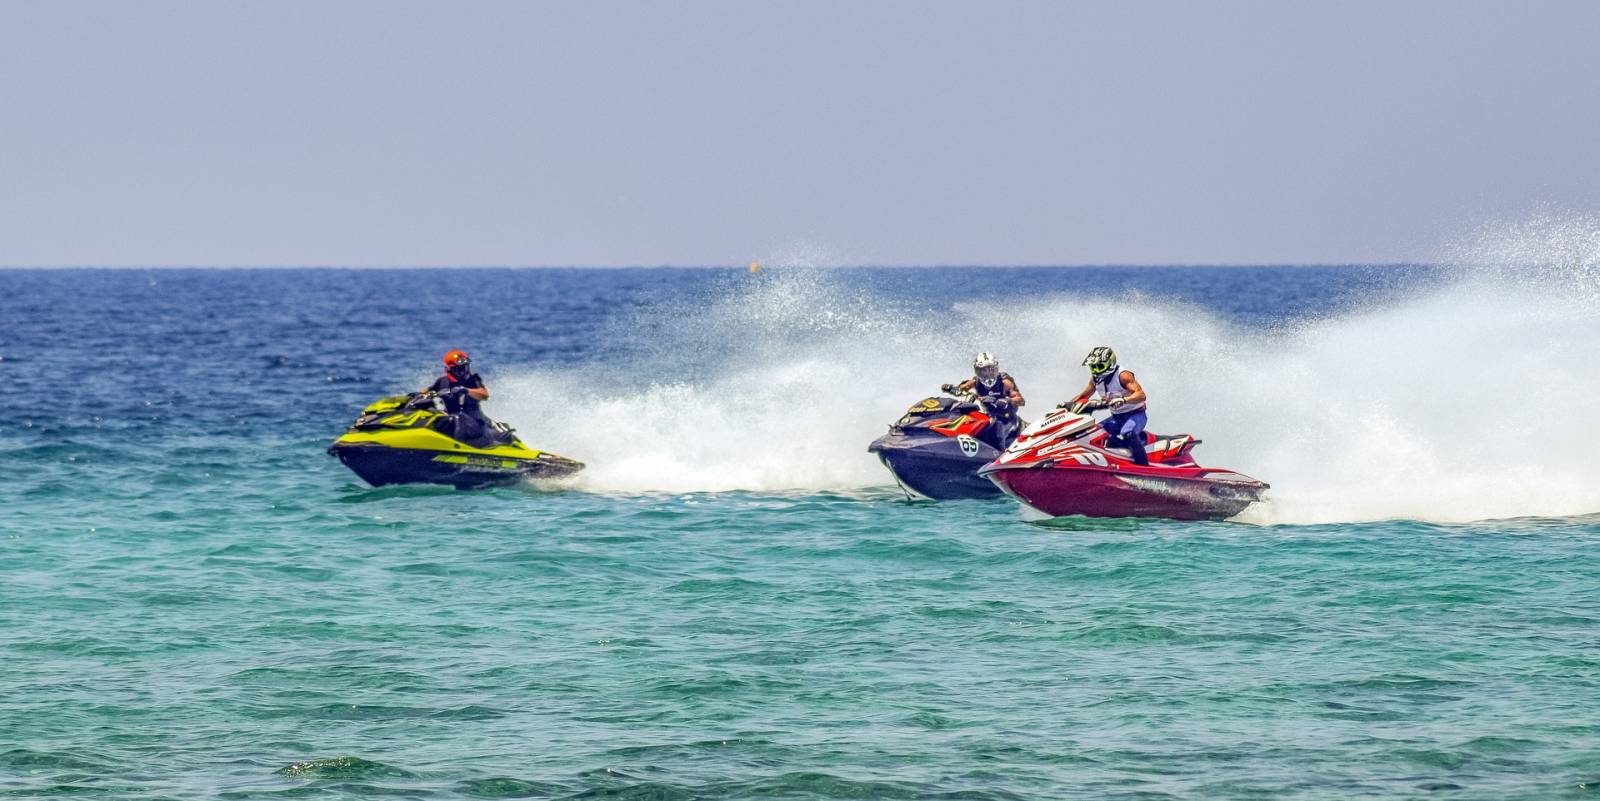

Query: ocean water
[3,262,1599,800]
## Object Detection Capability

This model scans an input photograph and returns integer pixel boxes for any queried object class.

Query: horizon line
[0,262,1429,270]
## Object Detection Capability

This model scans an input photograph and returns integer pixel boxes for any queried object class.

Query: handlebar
[951,392,1014,413]
[937,385,1022,417]
[1056,399,1114,414]
[406,389,462,410]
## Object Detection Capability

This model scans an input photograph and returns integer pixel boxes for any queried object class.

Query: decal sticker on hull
[957,434,980,457]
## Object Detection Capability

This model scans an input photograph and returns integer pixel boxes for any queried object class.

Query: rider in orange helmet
[423,349,494,442]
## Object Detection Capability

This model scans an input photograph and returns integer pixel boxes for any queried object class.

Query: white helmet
[973,352,1000,388]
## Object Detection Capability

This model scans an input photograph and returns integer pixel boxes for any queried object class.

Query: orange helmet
[443,349,471,370]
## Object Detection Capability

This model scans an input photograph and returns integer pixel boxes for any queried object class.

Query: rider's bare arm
[1117,371,1145,405]
[1071,378,1096,404]
[956,379,977,393]
[1004,377,1024,406]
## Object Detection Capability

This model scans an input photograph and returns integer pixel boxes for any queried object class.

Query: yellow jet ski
[328,393,584,488]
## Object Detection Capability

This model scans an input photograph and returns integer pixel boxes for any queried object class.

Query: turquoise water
[4,267,1599,799]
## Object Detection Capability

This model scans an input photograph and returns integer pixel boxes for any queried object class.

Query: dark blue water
[3,266,1598,800]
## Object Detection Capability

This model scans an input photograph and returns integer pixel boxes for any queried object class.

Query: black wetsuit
[429,372,494,445]
[974,372,1021,448]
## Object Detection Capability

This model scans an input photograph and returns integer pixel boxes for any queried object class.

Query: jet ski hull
[868,431,1002,500]
[328,394,584,489]
[978,407,1267,521]
[867,395,1018,501]
[330,442,584,489]
[982,463,1267,521]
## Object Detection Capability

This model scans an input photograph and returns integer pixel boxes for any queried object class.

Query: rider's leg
[1120,411,1149,466]
[453,413,487,445]
[1099,416,1123,450]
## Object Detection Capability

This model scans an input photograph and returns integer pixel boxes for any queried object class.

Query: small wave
[457,776,565,798]
[540,770,1027,801]
[274,756,413,779]
[0,747,113,772]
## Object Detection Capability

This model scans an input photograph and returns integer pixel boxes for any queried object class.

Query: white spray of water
[491,222,1600,524]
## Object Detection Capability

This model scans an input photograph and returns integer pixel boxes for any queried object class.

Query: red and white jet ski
[977,405,1268,521]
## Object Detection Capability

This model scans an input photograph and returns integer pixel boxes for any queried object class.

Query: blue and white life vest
[1094,368,1145,412]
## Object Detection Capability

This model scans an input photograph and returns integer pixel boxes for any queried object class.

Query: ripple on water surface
[5,492,1598,799]
[4,269,1600,799]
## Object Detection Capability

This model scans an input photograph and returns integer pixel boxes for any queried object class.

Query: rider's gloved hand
[1106,396,1126,409]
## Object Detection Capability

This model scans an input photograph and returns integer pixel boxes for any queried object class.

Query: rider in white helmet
[942,352,1026,445]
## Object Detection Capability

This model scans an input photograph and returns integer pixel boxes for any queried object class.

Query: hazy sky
[2,1,1598,266]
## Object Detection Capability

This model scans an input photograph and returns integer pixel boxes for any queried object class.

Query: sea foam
[496,220,1600,524]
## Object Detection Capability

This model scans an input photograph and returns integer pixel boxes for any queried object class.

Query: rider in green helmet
[1063,346,1150,465]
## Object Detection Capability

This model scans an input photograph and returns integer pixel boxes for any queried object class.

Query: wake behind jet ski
[868,354,1028,500]
[978,403,1267,521]
[328,391,584,488]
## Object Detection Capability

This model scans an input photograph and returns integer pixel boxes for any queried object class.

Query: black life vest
[974,371,1015,400]
[975,372,1018,421]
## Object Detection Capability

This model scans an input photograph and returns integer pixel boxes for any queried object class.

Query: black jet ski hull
[329,394,584,490]
[868,432,1002,500]
[330,443,584,489]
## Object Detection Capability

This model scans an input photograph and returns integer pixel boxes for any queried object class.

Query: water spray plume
[494,223,1600,524]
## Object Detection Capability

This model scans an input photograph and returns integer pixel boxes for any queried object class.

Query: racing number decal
[957,435,980,457]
